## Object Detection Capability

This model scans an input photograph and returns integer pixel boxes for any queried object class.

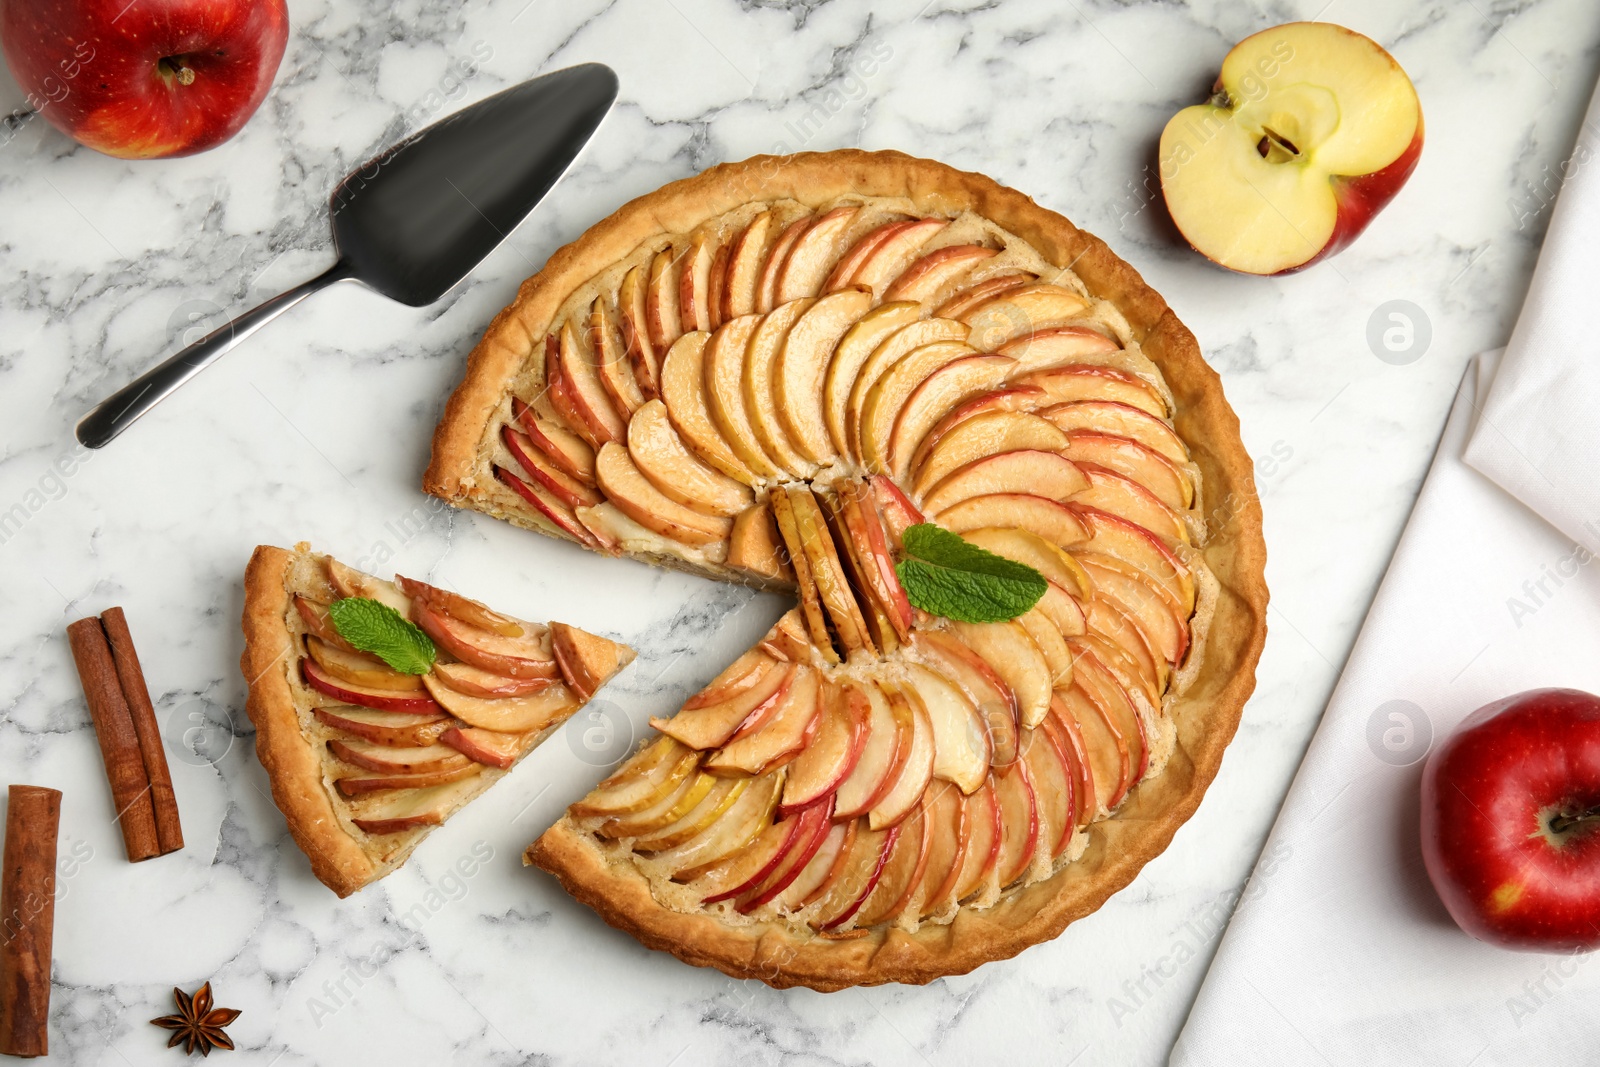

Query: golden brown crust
[431,151,1268,987]
[240,545,378,897]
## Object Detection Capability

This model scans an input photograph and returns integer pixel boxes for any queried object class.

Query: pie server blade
[76,62,619,449]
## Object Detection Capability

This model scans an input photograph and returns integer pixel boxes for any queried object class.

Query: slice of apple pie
[425,151,1267,987]
[240,543,633,896]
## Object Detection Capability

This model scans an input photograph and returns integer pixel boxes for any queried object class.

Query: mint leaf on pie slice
[327,597,437,674]
[894,523,1047,624]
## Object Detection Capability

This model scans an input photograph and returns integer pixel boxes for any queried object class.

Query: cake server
[77,62,618,448]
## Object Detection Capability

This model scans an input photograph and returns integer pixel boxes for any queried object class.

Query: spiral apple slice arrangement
[472,193,1208,936]
[243,544,633,894]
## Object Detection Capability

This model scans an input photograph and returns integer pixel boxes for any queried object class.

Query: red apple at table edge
[0,0,288,159]
[1158,21,1423,275]
[1421,688,1600,953]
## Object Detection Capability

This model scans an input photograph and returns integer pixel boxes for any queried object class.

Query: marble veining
[1,0,1598,1063]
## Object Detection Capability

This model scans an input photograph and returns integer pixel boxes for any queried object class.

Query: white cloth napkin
[1171,354,1600,1065]
[1464,76,1600,553]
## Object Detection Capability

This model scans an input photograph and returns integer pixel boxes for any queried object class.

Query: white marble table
[1,0,1596,1062]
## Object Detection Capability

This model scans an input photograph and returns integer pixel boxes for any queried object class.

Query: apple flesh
[1422,689,1600,952]
[1159,21,1423,275]
[1,0,289,159]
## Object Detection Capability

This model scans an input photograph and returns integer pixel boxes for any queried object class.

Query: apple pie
[240,543,633,896]
[425,151,1267,988]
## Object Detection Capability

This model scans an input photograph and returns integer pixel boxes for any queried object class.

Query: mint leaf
[327,597,437,674]
[894,523,1047,623]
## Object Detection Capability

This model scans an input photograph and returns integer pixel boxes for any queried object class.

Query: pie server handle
[75,261,353,449]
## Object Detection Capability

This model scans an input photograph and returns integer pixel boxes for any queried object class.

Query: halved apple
[657,331,759,486]
[991,753,1039,886]
[512,396,598,484]
[395,575,525,639]
[822,301,921,457]
[569,735,697,818]
[919,450,1088,515]
[329,738,471,775]
[677,233,716,334]
[706,665,823,775]
[782,681,868,810]
[883,244,997,304]
[439,725,532,770]
[949,620,1053,730]
[846,318,970,462]
[1160,21,1423,275]
[422,674,577,733]
[726,502,793,583]
[704,314,783,481]
[348,776,485,834]
[776,289,875,465]
[1073,463,1188,547]
[410,600,558,680]
[617,264,661,401]
[913,631,1018,769]
[723,210,774,320]
[306,637,424,694]
[659,658,796,751]
[628,399,752,518]
[504,426,604,510]
[911,411,1067,498]
[596,442,733,547]
[314,706,451,747]
[902,663,991,793]
[885,353,1015,481]
[756,215,812,314]
[1061,432,1193,511]
[933,273,1034,321]
[495,465,599,548]
[933,493,1089,552]
[959,283,1091,350]
[996,324,1121,375]
[1042,400,1186,463]
[744,299,817,477]
[1014,364,1166,418]
[646,247,683,353]
[853,803,930,926]
[590,296,645,419]
[302,660,441,714]
[859,340,982,474]
[336,762,481,796]
[774,206,858,304]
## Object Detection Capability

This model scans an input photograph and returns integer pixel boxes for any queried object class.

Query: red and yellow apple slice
[658,331,760,487]
[646,247,683,353]
[726,502,793,583]
[569,736,698,818]
[995,325,1121,375]
[704,314,783,481]
[302,659,442,714]
[617,264,661,401]
[853,804,930,926]
[504,426,604,510]
[1042,400,1186,464]
[348,776,486,834]
[1072,464,1188,547]
[723,211,775,320]
[1013,364,1166,418]
[858,340,982,474]
[743,299,817,478]
[314,706,451,747]
[596,442,734,547]
[512,396,598,485]
[776,289,874,466]
[913,630,1019,770]
[919,450,1088,515]
[911,411,1067,498]
[949,619,1053,730]
[959,283,1091,351]
[677,233,716,334]
[883,244,997,304]
[885,353,1015,482]
[774,205,858,304]
[991,754,1039,887]
[934,493,1090,553]
[410,600,558,680]
[335,761,482,797]
[657,658,796,751]
[846,318,969,462]
[821,301,921,457]
[329,738,471,776]
[756,215,812,314]
[628,399,753,518]
[1061,432,1193,512]
[781,681,869,810]
[421,673,577,733]
[306,636,426,694]
[934,273,1035,321]
[706,665,822,775]
[590,296,645,420]
[902,663,991,794]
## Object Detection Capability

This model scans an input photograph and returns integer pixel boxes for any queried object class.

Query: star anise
[151,982,240,1056]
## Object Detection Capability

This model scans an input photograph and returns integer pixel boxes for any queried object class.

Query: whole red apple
[1158,22,1423,275]
[1421,688,1600,952]
[0,0,288,159]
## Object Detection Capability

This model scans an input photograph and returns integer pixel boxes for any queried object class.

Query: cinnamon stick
[66,618,161,863]
[98,609,183,855]
[0,785,61,1058]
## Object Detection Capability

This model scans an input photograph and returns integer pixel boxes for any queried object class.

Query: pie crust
[240,543,633,897]
[424,151,1268,988]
